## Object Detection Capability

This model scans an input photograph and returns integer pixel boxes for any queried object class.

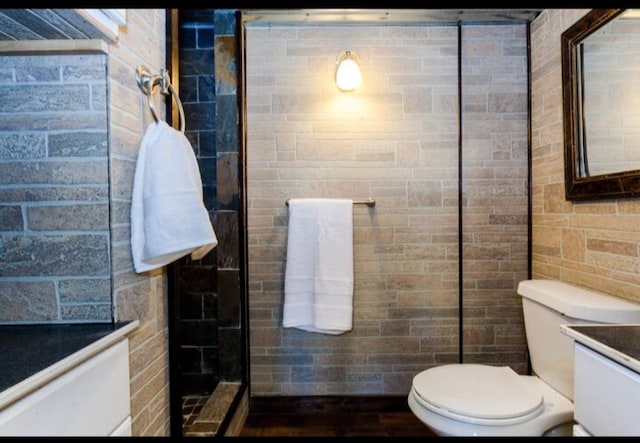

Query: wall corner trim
[0,39,108,56]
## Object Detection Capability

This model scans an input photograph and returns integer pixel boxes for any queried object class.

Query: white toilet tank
[517,279,640,401]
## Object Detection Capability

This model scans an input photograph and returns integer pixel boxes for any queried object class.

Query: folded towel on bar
[282,198,354,335]
[131,120,217,273]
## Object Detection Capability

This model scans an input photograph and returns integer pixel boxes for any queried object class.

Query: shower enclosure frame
[165,8,250,437]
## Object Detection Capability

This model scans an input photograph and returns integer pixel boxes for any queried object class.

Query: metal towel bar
[285,198,375,207]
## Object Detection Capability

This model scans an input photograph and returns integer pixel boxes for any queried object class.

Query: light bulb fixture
[335,50,362,92]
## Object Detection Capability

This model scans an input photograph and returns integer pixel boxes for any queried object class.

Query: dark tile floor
[181,382,241,437]
[182,391,437,438]
[238,395,437,437]
[182,395,209,428]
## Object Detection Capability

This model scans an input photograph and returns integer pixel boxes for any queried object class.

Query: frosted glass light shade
[335,51,362,92]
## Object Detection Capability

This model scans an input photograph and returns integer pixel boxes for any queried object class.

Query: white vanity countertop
[560,324,640,374]
[0,320,139,410]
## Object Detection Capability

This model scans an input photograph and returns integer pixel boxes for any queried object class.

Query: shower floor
[182,382,241,437]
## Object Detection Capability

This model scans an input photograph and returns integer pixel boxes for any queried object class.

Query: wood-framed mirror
[562,8,640,200]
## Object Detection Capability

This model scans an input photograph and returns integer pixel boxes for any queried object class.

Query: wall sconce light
[335,50,362,92]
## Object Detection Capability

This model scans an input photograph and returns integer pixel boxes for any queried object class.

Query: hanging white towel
[131,120,218,273]
[282,198,354,335]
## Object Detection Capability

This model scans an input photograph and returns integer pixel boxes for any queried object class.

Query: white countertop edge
[0,320,139,411]
[560,324,640,374]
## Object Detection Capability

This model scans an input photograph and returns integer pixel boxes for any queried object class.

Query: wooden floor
[238,395,438,437]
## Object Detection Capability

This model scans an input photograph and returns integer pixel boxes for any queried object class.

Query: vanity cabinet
[0,321,138,437]
[561,324,640,437]
[574,342,640,436]
[0,340,131,436]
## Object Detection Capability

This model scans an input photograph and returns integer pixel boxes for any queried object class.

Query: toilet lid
[412,364,544,421]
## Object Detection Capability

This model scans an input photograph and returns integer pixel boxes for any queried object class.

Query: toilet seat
[411,364,544,425]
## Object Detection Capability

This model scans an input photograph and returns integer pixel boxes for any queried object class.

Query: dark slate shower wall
[178,9,218,395]
[177,9,242,396]
[213,10,242,382]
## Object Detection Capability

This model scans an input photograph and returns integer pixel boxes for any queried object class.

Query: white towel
[282,198,354,335]
[131,120,218,273]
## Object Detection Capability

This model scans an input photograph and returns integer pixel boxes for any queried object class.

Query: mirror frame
[561,8,640,200]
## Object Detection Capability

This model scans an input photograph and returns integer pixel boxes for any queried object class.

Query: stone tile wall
[107,9,171,436]
[178,9,219,397]
[245,23,529,396]
[0,53,111,323]
[0,8,181,436]
[460,25,530,371]
[176,9,244,398]
[530,10,640,304]
[212,9,243,386]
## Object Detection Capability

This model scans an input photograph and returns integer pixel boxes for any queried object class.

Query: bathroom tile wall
[246,23,529,396]
[178,8,219,397]
[460,25,529,371]
[212,9,244,386]
[0,9,171,436]
[0,53,112,323]
[177,9,244,396]
[530,10,640,304]
[106,9,171,436]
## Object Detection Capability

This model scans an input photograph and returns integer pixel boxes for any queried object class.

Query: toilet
[408,279,640,437]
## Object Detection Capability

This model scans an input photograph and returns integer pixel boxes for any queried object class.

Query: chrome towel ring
[135,65,186,133]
